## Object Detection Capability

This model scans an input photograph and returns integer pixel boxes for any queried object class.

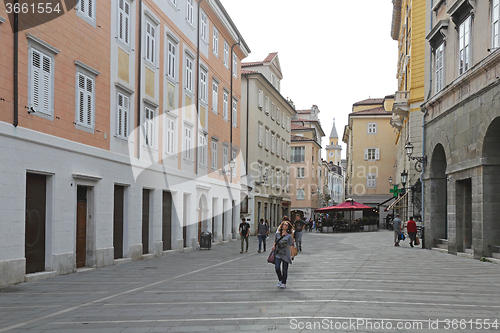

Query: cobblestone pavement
[1,230,500,333]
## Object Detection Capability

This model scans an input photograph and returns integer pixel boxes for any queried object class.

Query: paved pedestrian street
[1,230,500,333]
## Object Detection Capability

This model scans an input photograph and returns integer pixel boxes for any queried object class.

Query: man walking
[393,214,402,246]
[257,218,269,253]
[407,216,417,247]
[239,217,250,253]
[293,214,305,251]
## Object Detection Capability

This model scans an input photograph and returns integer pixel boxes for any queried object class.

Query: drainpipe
[136,0,143,159]
[229,40,240,183]
[245,75,249,176]
[13,1,19,127]
[195,0,204,176]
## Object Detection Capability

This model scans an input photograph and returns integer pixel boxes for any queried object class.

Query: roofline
[292,119,326,136]
[291,138,322,149]
[210,0,251,55]
[242,71,296,113]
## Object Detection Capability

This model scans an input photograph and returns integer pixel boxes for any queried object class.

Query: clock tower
[326,118,342,166]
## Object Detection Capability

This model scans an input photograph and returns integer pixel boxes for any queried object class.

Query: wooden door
[142,189,150,254]
[162,191,172,250]
[25,173,46,274]
[113,185,124,259]
[76,186,87,268]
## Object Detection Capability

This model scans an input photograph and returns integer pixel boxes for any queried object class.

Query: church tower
[326,118,342,166]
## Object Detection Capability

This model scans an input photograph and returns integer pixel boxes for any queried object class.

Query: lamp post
[400,171,408,192]
[405,142,427,172]
[388,176,394,229]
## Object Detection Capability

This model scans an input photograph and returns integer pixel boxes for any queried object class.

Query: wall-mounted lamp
[405,142,427,172]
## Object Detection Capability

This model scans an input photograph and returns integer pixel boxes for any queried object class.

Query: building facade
[0,0,249,287]
[240,52,294,232]
[390,0,426,221]
[422,0,500,258]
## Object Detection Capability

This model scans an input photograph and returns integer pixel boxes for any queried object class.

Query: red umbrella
[315,199,373,212]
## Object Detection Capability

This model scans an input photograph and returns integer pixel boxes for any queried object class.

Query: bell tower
[326,118,342,166]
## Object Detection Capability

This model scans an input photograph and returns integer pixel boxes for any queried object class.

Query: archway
[430,144,447,247]
[482,117,500,256]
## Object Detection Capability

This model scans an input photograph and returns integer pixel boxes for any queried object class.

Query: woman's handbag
[267,250,275,264]
[415,236,420,245]
[291,246,298,257]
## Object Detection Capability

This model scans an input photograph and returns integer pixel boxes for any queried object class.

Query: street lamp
[400,171,408,190]
[405,141,427,172]
[388,176,392,185]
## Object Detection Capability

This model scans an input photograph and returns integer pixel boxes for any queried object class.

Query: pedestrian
[257,218,269,253]
[309,218,313,232]
[293,214,305,251]
[239,217,250,253]
[273,216,295,289]
[392,214,402,246]
[407,216,417,247]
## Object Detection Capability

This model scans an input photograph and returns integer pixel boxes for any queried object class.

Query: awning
[387,191,408,210]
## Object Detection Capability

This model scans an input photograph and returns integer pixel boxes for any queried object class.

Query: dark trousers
[258,235,266,251]
[241,236,248,252]
[275,257,289,284]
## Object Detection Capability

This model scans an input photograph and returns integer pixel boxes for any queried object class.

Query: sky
[222,0,399,159]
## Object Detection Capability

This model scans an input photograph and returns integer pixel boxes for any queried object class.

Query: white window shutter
[375,148,380,160]
[78,74,85,124]
[364,149,368,160]
[86,77,93,126]
[123,95,129,137]
[31,49,42,112]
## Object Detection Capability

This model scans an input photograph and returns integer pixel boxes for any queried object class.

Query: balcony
[392,90,409,117]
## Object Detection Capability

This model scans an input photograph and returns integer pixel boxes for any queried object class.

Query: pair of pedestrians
[239,218,270,253]
[392,214,418,247]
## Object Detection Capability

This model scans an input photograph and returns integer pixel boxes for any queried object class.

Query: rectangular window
[282,139,285,159]
[271,102,275,120]
[232,149,237,174]
[118,0,130,45]
[271,132,275,153]
[232,51,237,78]
[258,123,263,147]
[258,89,264,110]
[232,98,237,127]
[213,27,219,56]
[435,43,444,92]
[265,128,270,151]
[200,10,208,42]
[166,117,175,155]
[493,0,500,48]
[212,80,218,113]
[186,0,194,26]
[167,40,176,79]
[199,134,207,166]
[281,111,285,128]
[223,90,228,120]
[77,0,94,22]
[117,92,129,138]
[30,48,53,115]
[367,174,377,188]
[297,188,305,200]
[459,16,471,75]
[144,107,155,148]
[76,72,94,128]
[200,69,207,104]
[223,41,229,67]
[223,145,228,169]
[184,126,193,161]
[145,21,156,64]
[286,143,290,161]
[211,140,218,170]
[364,148,380,161]
[265,96,270,115]
[367,123,377,134]
[270,168,274,188]
[291,146,305,163]
[287,116,290,131]
[297,167,305,178]
[185,56,193,92]
[276,136,280,157]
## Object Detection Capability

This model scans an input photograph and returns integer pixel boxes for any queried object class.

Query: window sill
[75,123,95,134]
[115,38,133,53]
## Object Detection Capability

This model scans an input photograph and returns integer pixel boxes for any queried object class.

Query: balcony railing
[392,90,410,117]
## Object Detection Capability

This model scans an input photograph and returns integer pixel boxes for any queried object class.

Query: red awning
[315,200,373,212]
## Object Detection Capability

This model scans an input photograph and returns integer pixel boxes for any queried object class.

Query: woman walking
[273,217,295,289]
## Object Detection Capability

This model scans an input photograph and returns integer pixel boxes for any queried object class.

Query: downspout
[13,1,18,127]
[229,40,240,183]
[245,75,249,176]
[195,0,204,175]
[136,0,143,159]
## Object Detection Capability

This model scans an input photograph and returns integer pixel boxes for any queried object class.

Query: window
[264,167,269,186]
[364,148,380,161]
[270,168,274,188]
[184,125,193,161]
[282,140,286,159]
[199,133,207,166]
[186,0,194,26]
[493,0,500,48]
[167,40,176,79]
[144,107,155,148]
[458,16,471,75]
[211,139,218,170]
[435,43,444,92]
[200,10,208,42]
[212,27,219,56]
[232,51,237,78]
[287,116,290,131]
[271,132,275,153]
[258,123,263,147]
[265,96,270,115]
[286,174,290,193]
[291,146,305,163]
[76,72,94,128]
[223,40,229,67]
[297,188,305,200]
[200,68,208,104]
[286,143,290,161]
[212,80,218,113]
[169,0,177,5]
[77,0,94,22]
[223,90,228,120]
[281,111,285,128]
[258,89,263,110]
[265,127,270,151]
[258,163,263,182]
[232,98,237,127]
[367,123,377,134]
[297,167,305,178]
[276,170,281,189]
[116,92,129,138]
[117,0,131,45]
[223,145,228,169]
[166,117,176,155]
[185,55,193,92]
[29,48,53,115]
[271,102,275,120]
[276,135,280,157]
[367,174,377,188]
[145,21,156,64]
[232,149,237,174]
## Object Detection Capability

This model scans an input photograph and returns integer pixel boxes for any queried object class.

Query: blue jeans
[258,235,267,251]
[275,257,289,284]
[295,231,302,249]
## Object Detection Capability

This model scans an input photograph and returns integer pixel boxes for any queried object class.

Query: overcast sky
[223,0,398,159]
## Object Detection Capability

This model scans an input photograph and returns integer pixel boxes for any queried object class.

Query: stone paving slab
[1,230,499,332]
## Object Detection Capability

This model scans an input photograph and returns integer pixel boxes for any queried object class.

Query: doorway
[113,185,125,259]
[76,186,87,268]
[142,189,150,254]
[163,191,172,251]
[456,179,472,252]
[25,173,47,274]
